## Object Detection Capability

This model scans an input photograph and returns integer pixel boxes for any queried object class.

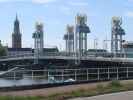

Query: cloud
[68,1,89,6]
[0,0,12,2]
[0,0,8,2]
[125,11,133,17]
[0,0,57,3]
[0,0,26,2]
[59,5,72,15]
[32,0,57,4]
[127,0,133,2]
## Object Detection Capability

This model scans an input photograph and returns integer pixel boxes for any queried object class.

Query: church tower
[12,15,22,48]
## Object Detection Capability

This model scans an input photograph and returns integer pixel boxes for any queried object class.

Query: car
[64,78,75,82]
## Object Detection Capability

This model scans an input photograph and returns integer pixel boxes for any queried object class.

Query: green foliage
[71,90,83,97]
[108,80,122,87]
[0,96,43,100]
[0,43,7,56]
[96,84,105,93]
[1,81,133,100]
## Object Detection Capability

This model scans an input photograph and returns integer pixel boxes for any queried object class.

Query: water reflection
[0,68,76,87]
[0,78,48,87]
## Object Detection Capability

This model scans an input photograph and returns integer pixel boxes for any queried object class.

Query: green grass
[43,80,133,100]
[1,80,133,100]
[0,96,43,100]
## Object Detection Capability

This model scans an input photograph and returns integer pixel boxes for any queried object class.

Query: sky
[0,0,133,50]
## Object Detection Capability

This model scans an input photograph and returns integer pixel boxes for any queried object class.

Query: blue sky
[0,0,133,50]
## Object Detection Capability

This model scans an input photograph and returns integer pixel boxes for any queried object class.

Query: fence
[0,51,127,60]
[0,67,133,83]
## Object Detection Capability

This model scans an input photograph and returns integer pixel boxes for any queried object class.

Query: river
[0,78,48,87]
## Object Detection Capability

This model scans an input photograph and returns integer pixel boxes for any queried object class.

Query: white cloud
[0,0,26,2]
[60,5,72,15]
[0,0,57,3]
[0,0,8,2]
[125,11,133,17]
[0,0,11,2]
[69,1,89,6]
[127,0,133,2]
[32,0,57,4]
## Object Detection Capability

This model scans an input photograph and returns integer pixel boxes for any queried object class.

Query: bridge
[0,67,18,76]
[0,53,133,88]
[0,52,133,63]
[0,52,133,72]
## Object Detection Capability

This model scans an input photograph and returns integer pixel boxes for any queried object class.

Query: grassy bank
[0,96,43,100]
[43,80,133,100]
[1,80,133,100]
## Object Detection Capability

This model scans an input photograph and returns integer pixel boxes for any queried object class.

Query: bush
[96,84,104,93]
[108,80,122,87]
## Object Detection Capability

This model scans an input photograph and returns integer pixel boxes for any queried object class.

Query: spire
[12,14,22,48]
[15,13,18,21]
[14,14,20,34]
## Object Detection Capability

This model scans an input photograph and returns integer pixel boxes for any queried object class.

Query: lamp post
[94,38,98,57]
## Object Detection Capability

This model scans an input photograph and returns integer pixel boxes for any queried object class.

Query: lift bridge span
[0,53,133,87]
[0,53,133,62]
[0,53,133,69]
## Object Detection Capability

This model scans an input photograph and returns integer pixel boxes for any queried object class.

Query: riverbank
[1,80,133,100]
[69,91,133,100]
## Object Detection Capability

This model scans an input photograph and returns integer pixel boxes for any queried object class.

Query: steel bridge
[0,67,133,86]
[0,53,133,63]
[0,53,133,88]
[1,52,133,72]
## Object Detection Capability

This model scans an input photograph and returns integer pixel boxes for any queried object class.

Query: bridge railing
[0,51,129,60]
[0,67,133,83]
[0,53,34,59]
[0,52,77,60]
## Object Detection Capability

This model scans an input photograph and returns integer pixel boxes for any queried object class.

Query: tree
[0,41,7,57]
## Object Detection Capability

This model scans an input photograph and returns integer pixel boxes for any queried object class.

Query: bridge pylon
[32,21,44,64]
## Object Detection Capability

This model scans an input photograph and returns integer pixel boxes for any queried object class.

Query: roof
[76,25,90,33]
[8,47,59,53]
[87,49,107,52]
[63,34,74,40]
[42,48,59,52]
[8,48,32,51]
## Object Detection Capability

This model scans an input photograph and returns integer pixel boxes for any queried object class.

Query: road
[69,91,133,100]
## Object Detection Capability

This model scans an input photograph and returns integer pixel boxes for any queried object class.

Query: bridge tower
[75,14,90,57]
[111,17,125,57]
[63,25,74,54]
[32,22,44,64]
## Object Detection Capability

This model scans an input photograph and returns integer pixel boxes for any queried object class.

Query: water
[0,78,48,87]
[0,68,49,87]
[0,68,76,87]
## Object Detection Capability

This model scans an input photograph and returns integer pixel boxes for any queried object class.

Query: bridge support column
[117,67,119,80]
[62,70,64,82]
[127,67,129,79]
[97,68,100,80]
[13,71,16,80]
[75,70,77,81]
[48,71,50,83]
[108,67,110,80]
[87,69,89,81]
[32,71,34,80]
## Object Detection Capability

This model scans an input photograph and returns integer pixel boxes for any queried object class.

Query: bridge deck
[0,56,133,63]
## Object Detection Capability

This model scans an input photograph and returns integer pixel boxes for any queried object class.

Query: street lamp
[94,38,98,57]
